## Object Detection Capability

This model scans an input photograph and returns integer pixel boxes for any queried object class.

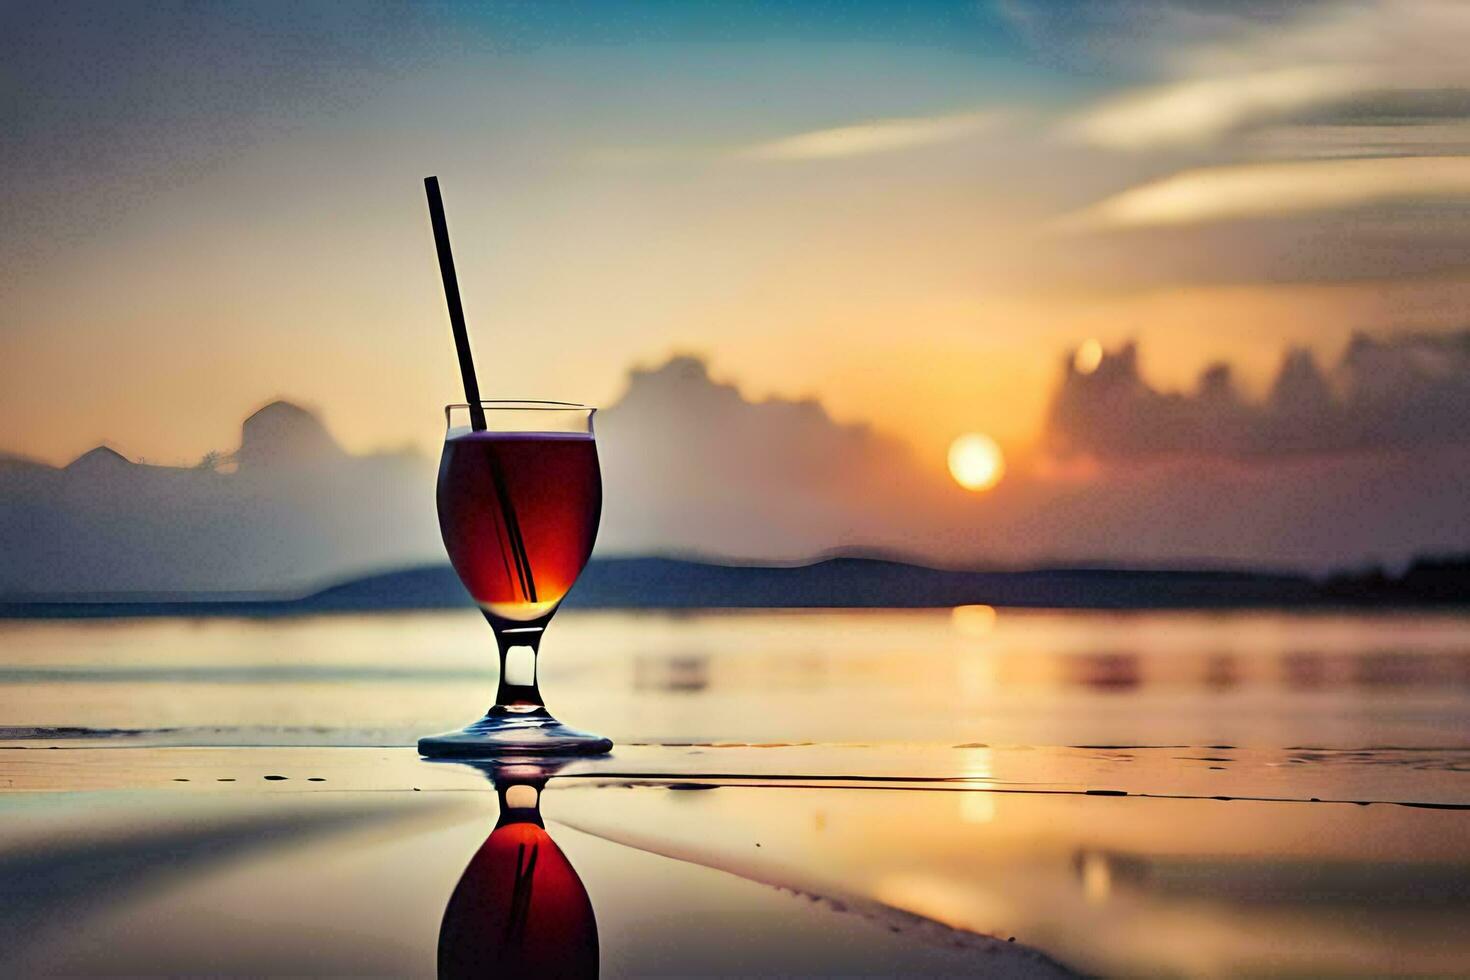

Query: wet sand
[0,756,1073,977]
[2,740,1468,975]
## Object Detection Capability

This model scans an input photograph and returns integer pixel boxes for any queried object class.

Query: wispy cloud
[1241,121,1470,160]
[586,109,1013,170]
[739,110,1010,161]
[1063,67,1362,150]
[1055,156,1470,232]
[1062,0,1470,151]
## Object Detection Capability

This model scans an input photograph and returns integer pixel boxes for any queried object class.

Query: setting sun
[1074,339,1104,375]
[947,433,1005,492]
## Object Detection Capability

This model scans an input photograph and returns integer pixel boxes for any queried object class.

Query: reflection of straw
[485,456,538,603]
[424,177,538,603]
[505,841,540,947]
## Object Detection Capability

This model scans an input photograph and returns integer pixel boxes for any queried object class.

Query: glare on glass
[418,401,612,756]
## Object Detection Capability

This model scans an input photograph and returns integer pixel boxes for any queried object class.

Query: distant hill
[3,554,1466,618]
[298,557,1323,612]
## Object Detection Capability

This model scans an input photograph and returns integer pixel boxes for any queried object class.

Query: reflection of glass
[438,760,599,979]
[420,402,612,757]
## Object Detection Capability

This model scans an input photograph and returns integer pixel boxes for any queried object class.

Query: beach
[3,607,1469,975]
[9,1,1470,974]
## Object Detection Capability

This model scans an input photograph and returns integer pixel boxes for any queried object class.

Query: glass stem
[493,625,545,711]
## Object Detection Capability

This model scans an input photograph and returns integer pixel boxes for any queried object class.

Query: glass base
[418,706,613,758]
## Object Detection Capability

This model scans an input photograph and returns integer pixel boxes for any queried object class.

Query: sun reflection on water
[951,604,997,637]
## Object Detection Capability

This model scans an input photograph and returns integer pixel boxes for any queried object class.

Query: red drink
[437,431,602,622]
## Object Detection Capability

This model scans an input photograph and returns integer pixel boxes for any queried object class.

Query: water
[2,607,1468,748]
[4,607,1470,975]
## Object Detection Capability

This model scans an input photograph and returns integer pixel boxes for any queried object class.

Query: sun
[1074,338,1104,375]
[948,433,1005,491]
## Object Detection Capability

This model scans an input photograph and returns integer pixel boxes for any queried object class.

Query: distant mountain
[567,557,1321,610]
[3,554,1466,618]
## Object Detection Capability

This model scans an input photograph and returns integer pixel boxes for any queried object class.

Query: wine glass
[418,400,612,756]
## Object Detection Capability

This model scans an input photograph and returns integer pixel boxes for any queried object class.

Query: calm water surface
[2,607,1468,746]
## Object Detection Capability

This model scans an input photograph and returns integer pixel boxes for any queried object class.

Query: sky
[3,0,1470,573]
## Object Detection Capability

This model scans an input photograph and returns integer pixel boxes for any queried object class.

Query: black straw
[422,176,537,604]
[424,176,487,432]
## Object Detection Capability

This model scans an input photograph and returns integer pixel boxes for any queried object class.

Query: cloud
[594,356,946,559]
[738,110,1009,161]
[1054,156,1470,231]
[586,109,1012,170]
[0,402,438,594]
[596,353,1470,571]
[1062,0,1470,151]
[0,362,954,592]
[1064,67,1364,151]
[1239,121,1470,161]
[1045,330,1470,459]
[1040,1,1470,283]
[4,354,1468,585]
